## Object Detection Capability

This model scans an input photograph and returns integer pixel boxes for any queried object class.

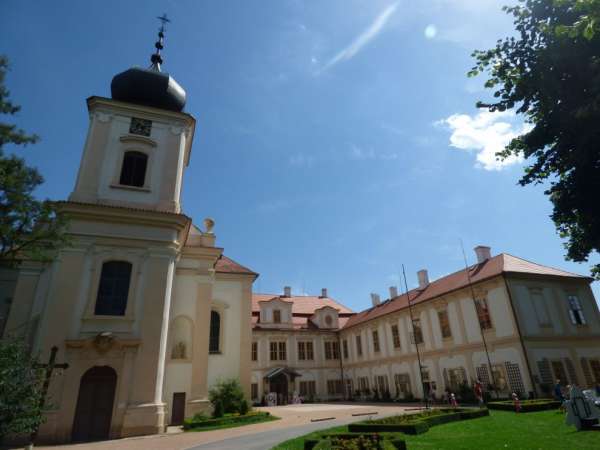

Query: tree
[0,55,68,266]
[469,0,600,277]
[0,338,44,440]
[208,378,248,417]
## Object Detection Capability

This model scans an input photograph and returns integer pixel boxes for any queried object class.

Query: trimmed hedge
[487,399,561,412]
[304,432,406,450]
[183,411,273,430]
[348,408,489,435]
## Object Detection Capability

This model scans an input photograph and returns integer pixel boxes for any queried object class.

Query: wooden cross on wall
[30,346,69,445]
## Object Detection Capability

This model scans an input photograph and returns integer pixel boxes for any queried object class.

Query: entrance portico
[264,367,301,405]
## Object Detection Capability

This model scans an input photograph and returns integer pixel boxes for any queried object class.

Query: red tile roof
[214,255,257,276]
[252,293,354,330]
[252,294,354,315]
[343,253,588,329]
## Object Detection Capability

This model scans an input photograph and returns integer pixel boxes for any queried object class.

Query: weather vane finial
[150,13,171,72]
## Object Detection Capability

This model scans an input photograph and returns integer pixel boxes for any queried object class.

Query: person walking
[474,379,484,408]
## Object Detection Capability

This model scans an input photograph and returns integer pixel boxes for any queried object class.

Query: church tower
[69,22,194,213]
[3,18,197,443]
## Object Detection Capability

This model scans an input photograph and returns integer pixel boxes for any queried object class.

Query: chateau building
[251,247,600,404]
[2,25,600,448]
[1,32,256,443]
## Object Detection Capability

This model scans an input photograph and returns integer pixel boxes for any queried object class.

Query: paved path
[29,403,418,450]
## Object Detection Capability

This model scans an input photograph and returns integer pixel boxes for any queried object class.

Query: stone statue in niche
[171,341,187,360]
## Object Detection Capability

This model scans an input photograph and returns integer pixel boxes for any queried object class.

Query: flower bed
[347,408,489,435]
[487,399,561,412]
[304,432,406,450]
[183,411,275,430]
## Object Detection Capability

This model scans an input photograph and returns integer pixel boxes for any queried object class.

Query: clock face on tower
[129,117,152,137]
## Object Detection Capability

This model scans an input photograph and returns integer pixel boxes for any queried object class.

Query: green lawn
[271,410,600,449]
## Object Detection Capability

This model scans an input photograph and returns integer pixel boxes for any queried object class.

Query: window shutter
[443,368,449,389]
[537,358,553,385]
[568,309,577,325]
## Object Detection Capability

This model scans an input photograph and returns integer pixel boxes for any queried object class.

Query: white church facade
[2,41,256,443]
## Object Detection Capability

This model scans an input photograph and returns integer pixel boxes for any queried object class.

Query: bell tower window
[120,151,148,187]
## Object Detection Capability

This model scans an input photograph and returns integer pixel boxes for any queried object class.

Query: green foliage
[0,338,44,439]
[183,411,276,431]
[0,55,68,266]
[488,399,561,412]
[208,378,248,417]
[469,0,600,278]
[212,399,224,418]
[239,398,249,415]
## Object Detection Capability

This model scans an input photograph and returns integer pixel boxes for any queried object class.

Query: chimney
[370,293,381,307]
[474,245,492,264]
[417,269,429,289]
[320,288,328,298]
[389,286,398,299]
[283,286,292,297]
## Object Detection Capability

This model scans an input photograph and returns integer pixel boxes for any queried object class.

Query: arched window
[94,261,132,316]
[119,151,148,187]
[209,310,221,354]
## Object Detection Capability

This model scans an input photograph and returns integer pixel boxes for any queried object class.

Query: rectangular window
[251,342,258,361]
[589,360,600,383]
[342,339,349,359]
[324,341,339,360]
[298,342,305,360]
[491,364,509,392]
[359,377,370,393]
[273,309,281,324]
[412,318,424,344]
[372,330,380,352]
[306,341,314,360]
[327,379,343,395]
[355,335,363,357]
[530,290,550,326]
[391,324,401,349]
[475,298,493,329]
[278,342,286,361]
[251,383,258,400]
[270,342,278,361]
[376,375,389,394]
[394,373,411,395]
[552,360,568,383]
[567,295,586,325]
[448,368,466,390]
[299,380,316,397]
[438,310,452,339]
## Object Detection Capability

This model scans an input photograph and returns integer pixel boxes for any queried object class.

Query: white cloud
[438,110,531,171]
[322,2,398,72]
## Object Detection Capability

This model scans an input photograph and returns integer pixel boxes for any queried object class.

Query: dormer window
[325,315,333,327]
[120,151,148,187]
[273,309,281,324]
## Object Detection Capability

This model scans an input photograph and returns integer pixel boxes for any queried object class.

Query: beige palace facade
[250,247,600,404]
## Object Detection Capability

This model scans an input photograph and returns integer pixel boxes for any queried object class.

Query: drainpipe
[336,331,346,400]
[503,274,538,398]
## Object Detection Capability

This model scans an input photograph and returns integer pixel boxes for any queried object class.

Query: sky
[2,0,598,311]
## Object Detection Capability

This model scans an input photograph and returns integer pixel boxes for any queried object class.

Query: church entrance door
[71,366,117,442]
[269,372,288,405]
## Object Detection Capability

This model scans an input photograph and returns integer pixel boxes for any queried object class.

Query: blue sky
[2,0,598,310]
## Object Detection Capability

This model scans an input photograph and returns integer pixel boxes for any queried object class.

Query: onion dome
[110,14,186,112]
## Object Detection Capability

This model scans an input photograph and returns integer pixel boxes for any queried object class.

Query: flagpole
[460,240,499,400]
[402,264,428,410]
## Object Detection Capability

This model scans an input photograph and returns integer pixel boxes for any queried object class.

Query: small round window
[325,315,333,326]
